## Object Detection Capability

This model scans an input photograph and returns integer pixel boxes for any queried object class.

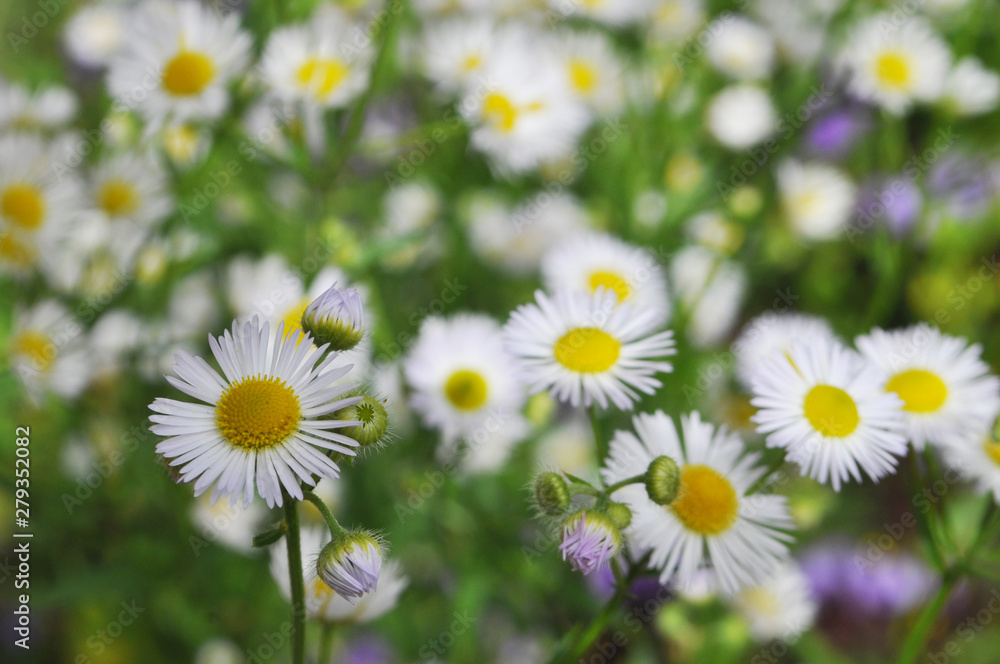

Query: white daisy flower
[942,57,1000,116]
[733,313,838,391]
[750,336,907,491]
[89,151,173,229]
[939,430,1000,505]
[669,246,746,348]
[650,0,705,43]
[0,80,77,132]
[777,160,857,241]
[546,0,654,26]
[705,85,776,150]
[536,416,595,479]
[191,492,268,555]
[419,16,495,94]
[270,526,408,624]
[107,0,251,124]
[63,3,129,69]
[8,300,92,401]
[148,317,363,508]
[855,324,1000,450]
[705,16,775,80]
[602,411,794,594]
[553,31,626,116]
[727,561,817,642]
[403,314,528,451]
[503,289,675,410]
[261,6,374,110]
[541,232,671,328]
[837,14,951,115]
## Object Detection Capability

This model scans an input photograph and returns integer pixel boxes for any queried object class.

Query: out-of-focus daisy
[546,0,653,26]
[751,336,907,491]
[837,14,950,115]
[777,160,856,241]
[650,0,705,43]
[728,561,817,642]
[855,324,1000,450]
[602,411,794,594]
[89,151,173,229]
[420,16,494,93]
[536,416,595,479]
[504,289,675,410]
[942,57,1000,116]
[191,492,268,554]
[705,16,775,80]
[193,638,242,664]
[733,313,838,391]
[541,232,671,327]
[0,80,77,132]
[161,122,211,167]
[261,6,373,109]
[403,314,528,456]
[939,430,1000,504]
[107,0,251,124]
[553,31,625,116]
[89,309,144,378]
[270,526,408,623]
[669,246,747,348]
[149,318,363,508]
[379,181,443,271]
[8,300,92,401]
[63,3,129,69]
[706,85,775,150]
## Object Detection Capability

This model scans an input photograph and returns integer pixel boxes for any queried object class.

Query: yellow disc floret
[554,327,621,373]
[98,179,140,218]
[803,384,860,437]
[162,51,216,96]
[885,369,947,413]
[874,52,911,89]
[588,270,631,302]
[670,464,740,536]
[1,183,46,230]
[13,330,56,373]
[296,58,349,99]
[444,369,489,411]
[216,374,301,449]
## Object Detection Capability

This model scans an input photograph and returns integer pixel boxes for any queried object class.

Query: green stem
[318,623,337,664]
[283,496,306,664]
[895,573,958,664]
[605,474,646,495]
[590,406,607,462]
[302,489,346,539]
[909,452,947,572]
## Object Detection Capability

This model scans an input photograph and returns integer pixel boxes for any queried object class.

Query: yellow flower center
[588,270,631,302]
[460,53,482,73]
[163,124,201,163]
[0,232,37,268]
[985,439,1000,468]
[740,587,780,617]
[1,183,46,230]
[162,51,216,96]
[97,179,140,218]
[554,327,621,373]
[670,464,739,536]
[885,369,948,413]
[444,369,489,411]
[13,330,56,372]
[482,92,519,133]
[803,384,859,438]
[280,297,312,340]
[568,59,598,95]
[296,57,350,99]
[874,52,911,89]
[215,374,301,450]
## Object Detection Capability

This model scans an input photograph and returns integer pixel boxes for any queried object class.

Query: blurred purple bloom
[856,176,923,236]
[339,634,396,664]
[927,154,996,220]
[806,107,870,159]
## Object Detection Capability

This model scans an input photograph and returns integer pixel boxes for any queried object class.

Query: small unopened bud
[301,285,365,351]
[334,392,389,448]
[559,511,621,575]
[534,472,571,517]
[645,455,681,506]
[316,531,382,600]
[605,502,632,530]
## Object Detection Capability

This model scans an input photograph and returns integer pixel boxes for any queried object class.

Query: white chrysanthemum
[8,300,92,401]
[942,57,1000,116]
[542,232,671,328]
[733,313,838,391]
[0,80,77,132]
[191,491,268,554]
[270,526,408,623]
[504,289,675,410]
[777,160,856,241]
[420,16,495,93]
[63,3,129,69]
[705,16,775,80]
[751,336,907,491]
[602,411,794,594]
[89,151,173,228]
[728,561,817,641]
[939,430,1000,505]
[546,0,654,26]
[837,14,951,115]
[460,27,590,174]
[261,6,373,109]
[107,0,251,124]
[706,85,776,150]
[0,133,83,276]
[553,31,626,116]
[855,324,1000,450]
[404,314,528,452]
[670,246,746,348]
[149,318,363,508]
[465,190,591,275]
[650,0,705,43]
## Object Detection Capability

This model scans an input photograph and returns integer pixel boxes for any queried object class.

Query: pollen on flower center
[874,52,911,88]
[670,464,739,536]
[568,60,598,94]
[296,57,349,98]
[803,384,859,437]
[444,369,489,411]
[162,50,216,96]
[554,327,621,373]
[98,179,140,218]
[14,330,56,372]
[215,374,301,449]
[885,369,947,413]
[1,184,46,230]
[588,270,631,301]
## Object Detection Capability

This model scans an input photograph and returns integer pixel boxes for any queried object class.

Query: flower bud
[605,502,632,530]
[645,455,680,506]
[559,511,621,575]
[301,285,365,351]
[316,531,382,600]
[333,391,389,448]
[534,472,571,517]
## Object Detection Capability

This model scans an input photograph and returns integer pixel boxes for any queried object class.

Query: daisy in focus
[148,317,363,508]
[504,289,675,410]
[602,411,794,594]
[855,324,1000,450]
[751,336,907,491]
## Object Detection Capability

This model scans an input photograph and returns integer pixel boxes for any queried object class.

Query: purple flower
[806,107,871,159]
[317,531,382,601]
[856,176,924,236]
[559,512,621,576]
[928,154,996,220]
